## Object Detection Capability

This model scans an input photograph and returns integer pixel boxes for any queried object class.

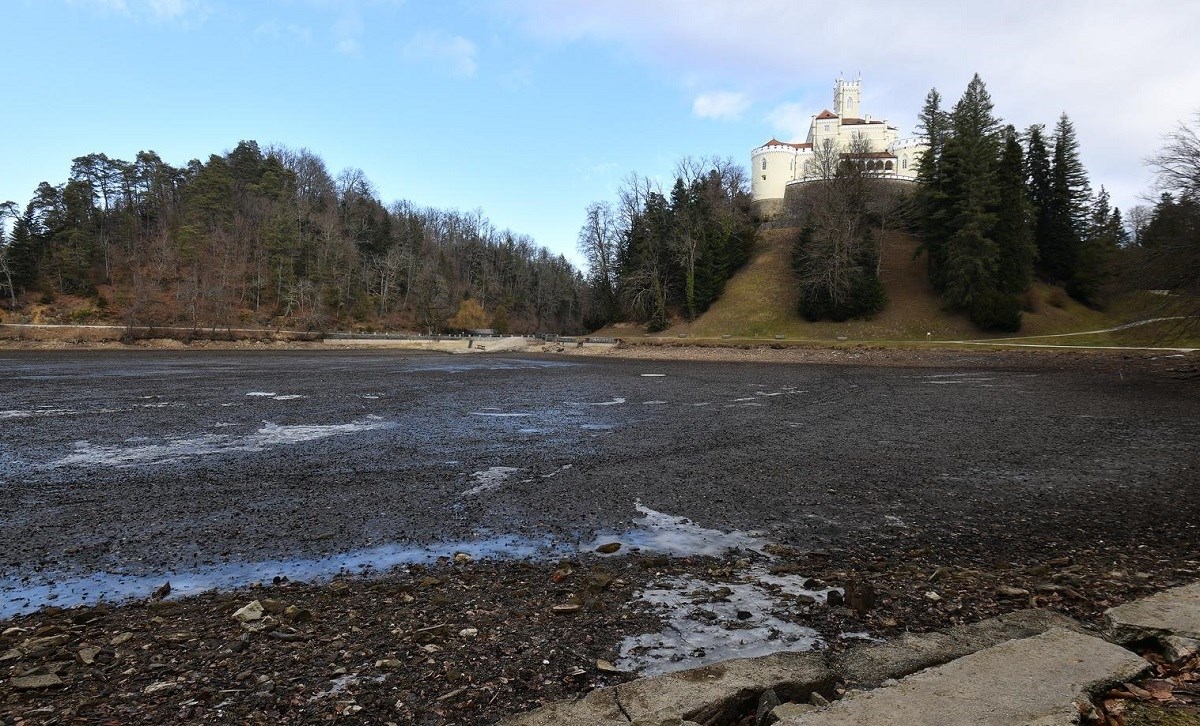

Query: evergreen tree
[913,88,951,282]
[993,125,1036,296]
[1041,113,1092,285]
[1025,124,1055,278]
[937,73,1001,309]
[1069,186,1118,304]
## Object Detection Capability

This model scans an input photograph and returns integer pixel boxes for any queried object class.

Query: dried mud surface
[1,348,1198,723]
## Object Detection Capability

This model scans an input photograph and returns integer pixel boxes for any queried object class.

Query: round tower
[750,140,799,218]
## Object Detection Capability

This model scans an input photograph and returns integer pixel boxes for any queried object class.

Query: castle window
[761,158,767,170]
[885,161,894,171]
[902,157,908,169]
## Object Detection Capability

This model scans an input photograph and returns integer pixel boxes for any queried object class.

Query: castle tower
[834,77,861,119]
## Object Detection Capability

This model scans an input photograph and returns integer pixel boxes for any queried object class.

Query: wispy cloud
[692,91,749,121]
[765,102,813,141]
[67,0,205,21]
[402,31,478,78]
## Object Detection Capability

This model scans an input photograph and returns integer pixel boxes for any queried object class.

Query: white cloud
[67,0,207,23]
[506,0,1200,210]
[765,102,812,141]
[402,31,479,78]
[692,91,749,121]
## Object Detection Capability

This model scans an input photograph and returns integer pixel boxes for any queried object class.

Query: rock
[772,703,815,719]
[76,646,102,665]
[232,601,264,623]
[10,674,63,690]
[284,605,312,623]
[458,628,478,639]
[736,610,753,620]
[453,552,473,564]
[150,581,171,600]
[845,581,876,614]
[110,632,133,646]
[780,629,1148,725]
[809,692,830,707]
[376,659,403,670]
[923,591,941,602]
[23,634,70,654]
[596,542,622,554]
[2,626,27,637]
[596,659,621,673]
[330,581,351,596]
[756,688,781,726]
[260,599,288,614]
[995,585,1030,599]
[1,648,22,662]
[418,576,442,588]
[143,680,179,695]
[1105,582,1200,644]
[825,591,844,607]
[552,604,582,615]
[831,609,1086,688]
[796,594,816,605]
[1161,635,1200,662]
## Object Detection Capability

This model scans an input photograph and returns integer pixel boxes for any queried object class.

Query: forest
[0,142,588,334]
[577,157,757,331]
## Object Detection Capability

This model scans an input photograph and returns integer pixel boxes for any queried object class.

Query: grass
[648,228,1197,349]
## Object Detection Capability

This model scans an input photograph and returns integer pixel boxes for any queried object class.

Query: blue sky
[3,1,1198,268]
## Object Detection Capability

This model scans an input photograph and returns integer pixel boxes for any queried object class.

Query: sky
[3,0,1198,269]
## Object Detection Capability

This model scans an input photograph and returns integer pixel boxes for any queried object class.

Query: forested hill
[0,141,588,334]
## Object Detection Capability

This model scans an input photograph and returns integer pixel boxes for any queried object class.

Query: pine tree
[1025,124,1054,277]
[1069,186,1117,304]
[1041,114,1092,285]
[993,125,1035,296]
[913,88,951,283]
[938,73,1001,309]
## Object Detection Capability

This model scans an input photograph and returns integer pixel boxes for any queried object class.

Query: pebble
[458,628,478,639]
[595,542,622,554]
[924,591,942,602]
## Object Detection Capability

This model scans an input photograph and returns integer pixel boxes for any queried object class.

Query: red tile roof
[761,139,813,150]
[815,110,838,120]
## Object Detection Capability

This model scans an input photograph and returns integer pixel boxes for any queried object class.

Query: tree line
[0,141,588,334]
[577,157,756,331]
[914,74,1125,330]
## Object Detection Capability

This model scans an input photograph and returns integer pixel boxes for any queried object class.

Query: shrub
[970,290,1022,332]
[1021,288,1042,313]
[1047,287,1068,308]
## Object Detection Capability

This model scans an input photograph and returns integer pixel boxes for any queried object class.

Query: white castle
[750,77,928,215]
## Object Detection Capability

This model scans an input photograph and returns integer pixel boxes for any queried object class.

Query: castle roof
[840,117,886,126]
[760,138,813,150]
[815,110,838,120]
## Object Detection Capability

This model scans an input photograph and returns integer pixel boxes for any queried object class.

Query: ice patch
[272,394,306,401]
[643,400,667,405]
[570,397,626,406]
[470,412,533,417]
[539,464,574,479]
[640,373,666,377]
[49,417,394,468]
[461,466,523,496]
[590,503,767,558]
[616,578,823,675]
[245,391,276,397]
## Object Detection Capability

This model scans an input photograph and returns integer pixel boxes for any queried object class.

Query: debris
[11,674,64,690]
[596,542,622,554]
[232,601,264,623]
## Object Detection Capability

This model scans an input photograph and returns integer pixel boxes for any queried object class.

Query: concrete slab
[780,629,1149,726]
[616,651,833,725]
[1105,582,1200,645]
[504,651,833,726]
[832,609,1086,688]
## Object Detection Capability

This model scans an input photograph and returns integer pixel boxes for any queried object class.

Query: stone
[552,604,582,615]
[10,674,63,690]
[995,585,1030,598]
[923,591,941,602]
[376,659,403,670]
[110,632,133,646]
[76,646,102,665]
[831,609,1086,688]
[453,552,473,564]
[232,601,264,623]
[505,651,833,726]
[1,648,22,662]
[845,581,876,614]
[756,688,781,726]
[771,703,814,720]
[778,629,1149,725]
[808,692,829,707]
[596,542,622,554]
[825,591,844,607]
[1161,635,1200,663]
[143,681,179,695]
[330,581,351,596]
[23,634,70,654]
[150,581,171,600]
[596,659,621,673]
[458,628,478,639]
[1104,581,1200,644]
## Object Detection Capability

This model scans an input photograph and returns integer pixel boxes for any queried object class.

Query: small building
[751,77,929,218]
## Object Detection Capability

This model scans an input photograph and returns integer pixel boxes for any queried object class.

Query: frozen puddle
[461,466,523,496]
[50,417,394,468]
[0,535,557,620]
[570,397,626,406]
[593,503,837,675]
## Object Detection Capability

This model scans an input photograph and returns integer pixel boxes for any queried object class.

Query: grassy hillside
[652,228,1194,346]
